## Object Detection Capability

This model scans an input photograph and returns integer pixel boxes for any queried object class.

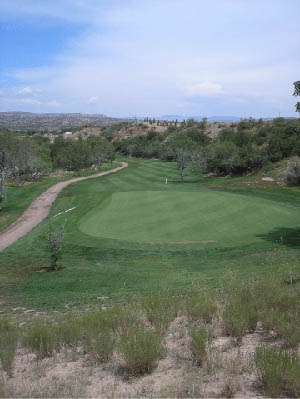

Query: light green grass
[80,190,298,245]
[0,159,299,310]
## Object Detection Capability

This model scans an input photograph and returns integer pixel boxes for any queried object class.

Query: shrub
[255,346,300,397]
[75,309,120,363]
[55,315,82,348]
[0,318,18,376]
[141,295,178,334]
[114,305,144,336]
[54,306,142,363]
[23,321,58,359]
[83,330,114,363]
[118,326,162,376]
[222,275,259,339]
[263,310,300,348]
[257,278,300,347]
[284,156,300,186]
[78,306,128,336]
[223,299,257,339]
[185,289,217,323]
[190,326,210,366]
[46,223,65,271]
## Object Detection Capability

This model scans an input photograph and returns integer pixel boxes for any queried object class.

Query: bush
[262,306,300,348]
[222,276,259,339]
[55,306,143,363]
[0,318,18,376]
[256,277,300,347]
[185,289,217,323]
[23,322,58,359]
[190,326,210,366]
[118,326,162,376]
[255,346,300,397]
[83,330,115,363]
[75,309,120,362]
[284,156,300,186]
[114,305,144,336]
[141,295,178,334]
[55,315,82,348]
[223,299,257,339]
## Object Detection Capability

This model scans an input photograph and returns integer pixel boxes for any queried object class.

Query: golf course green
[0,159,299,309]
[79,190,298,245]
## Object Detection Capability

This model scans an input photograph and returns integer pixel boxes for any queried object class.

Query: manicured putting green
[79,190,298,245]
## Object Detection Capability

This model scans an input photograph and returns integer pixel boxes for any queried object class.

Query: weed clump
[118,325,162,376]
[258,279,300,347]
[190,326,210,366]
[255,346,300,397]
[141,295,178,333]
[222,275,259,339]
[185,288,217,323]
[23,321,58,359]
[84,330,115,363]
[54,315,82,348]
[0,318,18,376]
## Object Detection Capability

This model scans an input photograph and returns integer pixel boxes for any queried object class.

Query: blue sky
[0,0,299,117]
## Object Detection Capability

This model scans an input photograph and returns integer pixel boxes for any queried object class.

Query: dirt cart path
[0,162,128,251]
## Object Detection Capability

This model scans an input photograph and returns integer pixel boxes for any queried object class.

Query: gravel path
[0,162,128,251]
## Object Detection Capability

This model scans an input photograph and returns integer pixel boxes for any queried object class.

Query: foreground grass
[0,274,299,397]
[0,159,299,310]
[255,346,300,397]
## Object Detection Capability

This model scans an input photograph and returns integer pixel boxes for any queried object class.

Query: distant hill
[0,112,122,132]
[159,115,241,122]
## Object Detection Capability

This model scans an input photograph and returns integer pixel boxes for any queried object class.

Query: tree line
[116,117,300,182]
[0,133,115,207]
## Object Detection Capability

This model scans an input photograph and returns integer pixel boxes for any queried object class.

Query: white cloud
[19,98,42,106]
[46,100,61,107]
[185,82,224,97]
[18,86,42,95]
[87,96,99,104]
[1,0,299,116]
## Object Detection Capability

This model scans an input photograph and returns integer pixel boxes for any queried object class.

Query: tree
[168,134,194,181]
[284,156,300,186]
[47,223,65,271]
[0,150,8,209]
[293,81,300,116]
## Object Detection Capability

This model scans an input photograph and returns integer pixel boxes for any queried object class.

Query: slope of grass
[0,162,118,232]
[0,177,61,232]
[0,159,299,310]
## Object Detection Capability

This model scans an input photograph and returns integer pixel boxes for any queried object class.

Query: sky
[0,0,299,118]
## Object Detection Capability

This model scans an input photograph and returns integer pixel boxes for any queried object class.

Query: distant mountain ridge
[159,115,242,122]
[0,112,121,132]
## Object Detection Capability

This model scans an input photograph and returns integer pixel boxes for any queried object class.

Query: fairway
[0,159,299,310]
[79,190,298,245]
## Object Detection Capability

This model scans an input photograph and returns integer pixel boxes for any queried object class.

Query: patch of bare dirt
[1,316,275,398]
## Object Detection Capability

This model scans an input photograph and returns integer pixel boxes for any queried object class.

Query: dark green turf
[0,159,299,310]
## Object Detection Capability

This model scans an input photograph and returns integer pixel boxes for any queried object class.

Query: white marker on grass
[165,177,168,185]
[54,206,77,218]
